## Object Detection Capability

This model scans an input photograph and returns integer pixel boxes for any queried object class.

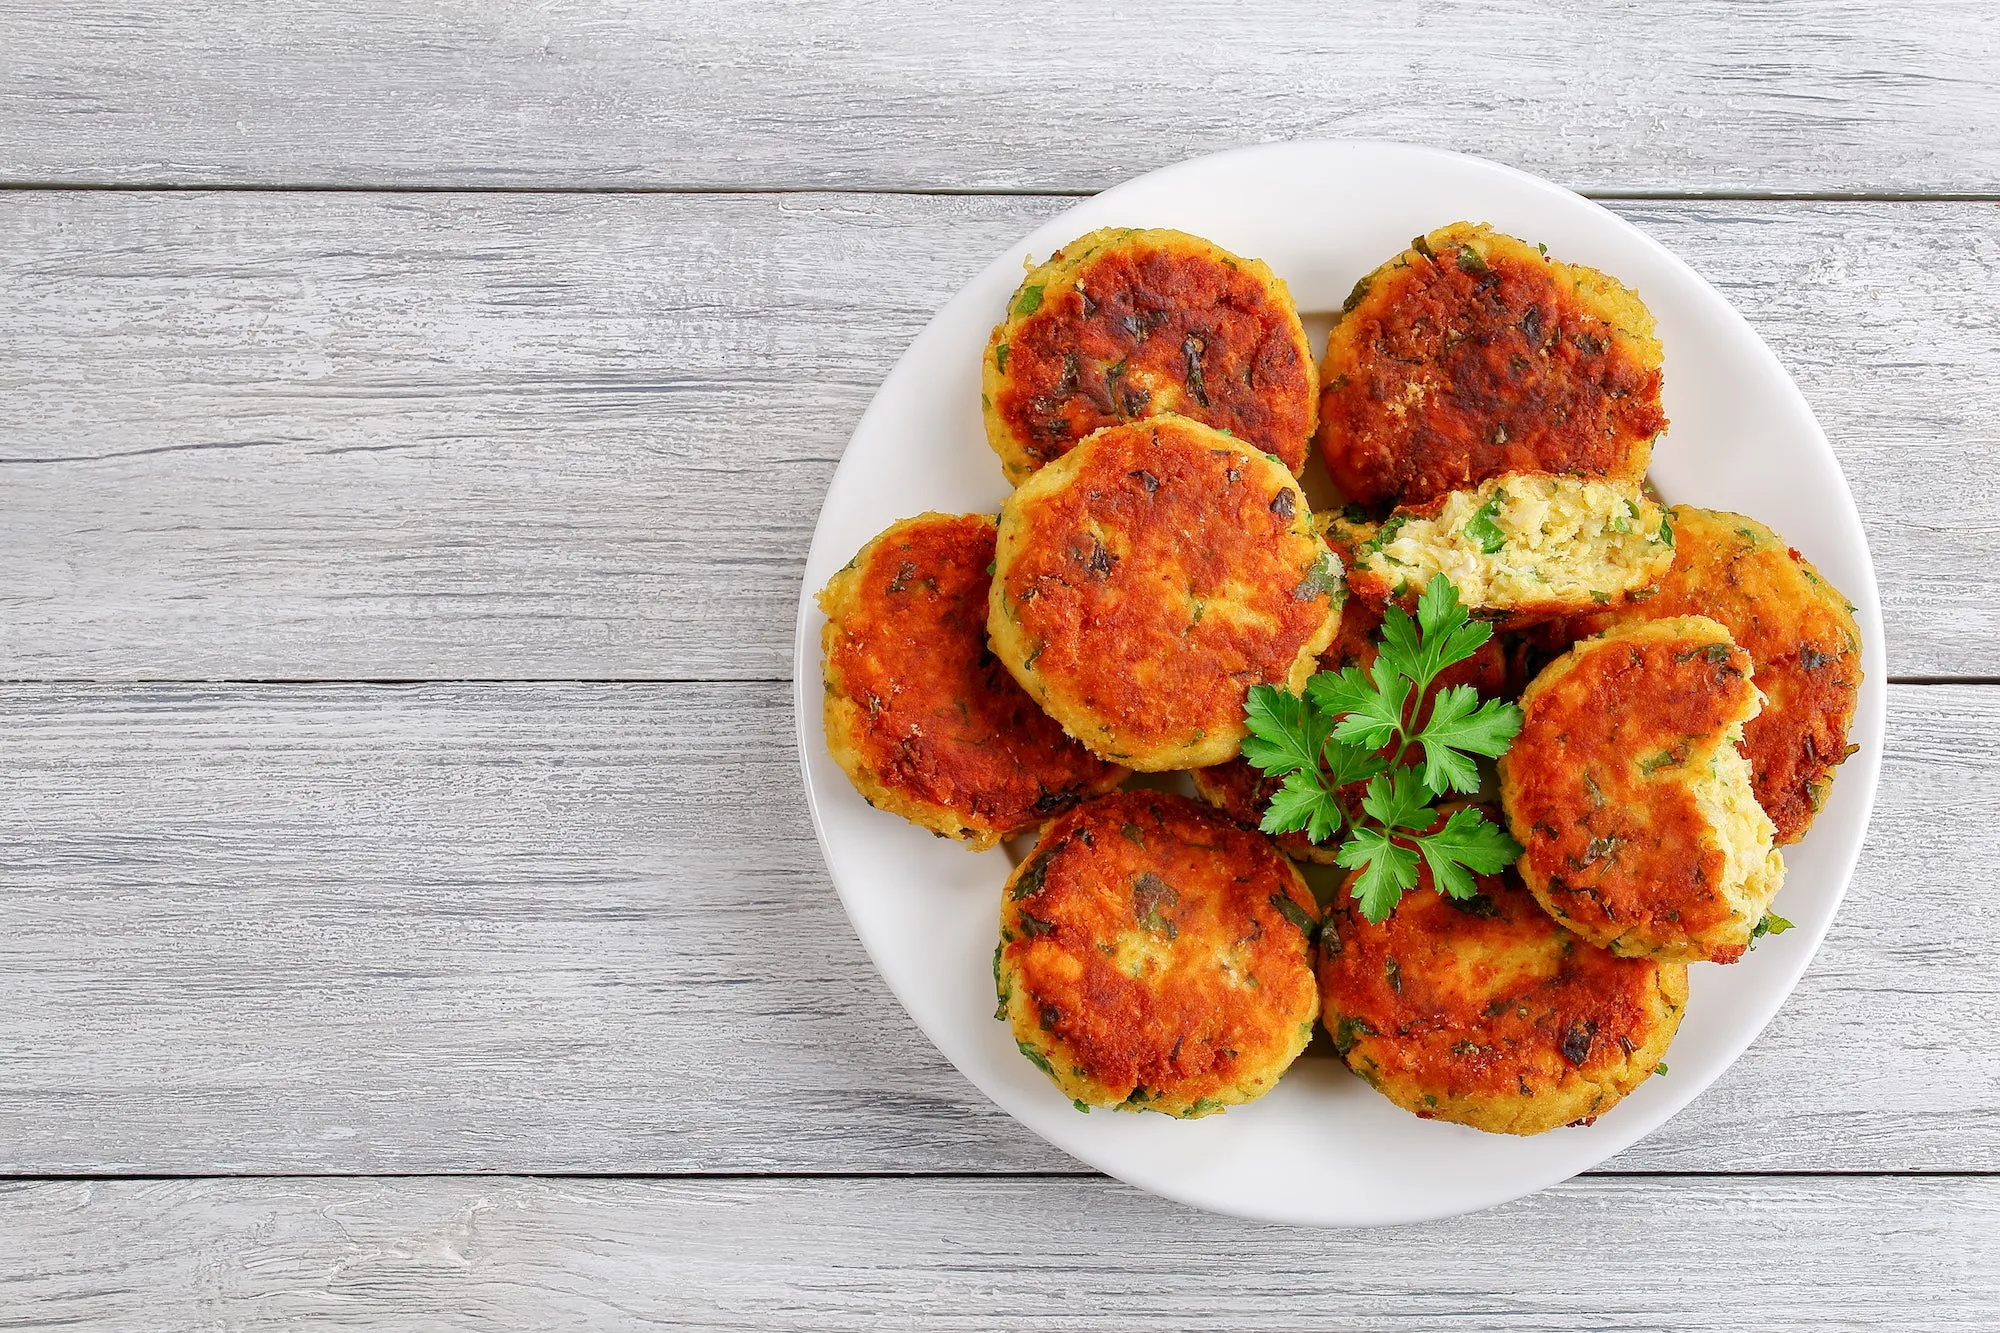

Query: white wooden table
[3,3,1997,1325]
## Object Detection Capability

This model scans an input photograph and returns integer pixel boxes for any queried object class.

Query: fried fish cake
[1499,617,1785,964]
[1318,863,1686,1135]
[819,513,1127,850]
[989,416,1343,771]
[983,227,1317,484]
[1552,507,1863,844]
[1317,222,1665,509]
[1342,474,1674,627]
[995,790,1320,1117]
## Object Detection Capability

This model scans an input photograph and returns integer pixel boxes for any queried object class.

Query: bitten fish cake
[1499,616,1785,964]
[819,512,1127,851]
[983,227,1317,484]
[1340,474,1674,627]
[1553,507,1863,844]
[989,416,1343,771]
[995,790,1321,1117]
[1318,862,1686,1136]
[1317,222,1665,509]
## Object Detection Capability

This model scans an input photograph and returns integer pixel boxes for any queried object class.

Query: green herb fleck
[1270,893,1316,938]
[1462,492,1508,555]
[995,343,1010,373]
[1016,1039,1054,1076]
[1750,912,1795,942]
[1013,285,1044,316]
[1134,872,1178,938]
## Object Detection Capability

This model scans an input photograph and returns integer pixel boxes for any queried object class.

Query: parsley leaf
[1316,659,1409,751]
[1242,684,1330,777]
[1322,740,1388,790]
[1336,825,1419,922]
[1416,684,1525,796]
[1413,575,1495,687]
[1238,572,1527,923]
[1415,806,1525,901]
[1360,768,1432,831]
[1261,768,1344,843]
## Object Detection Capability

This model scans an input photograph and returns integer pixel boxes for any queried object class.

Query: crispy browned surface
[990,416,1340,769]
[1499,618,1763,963]
[1552,507,1863,843]
[1318,865,1685,1135]
[819,513,1126,849]
[989,230,1315,476]
[1316,225,1664,509]
[997,791,1319,1115]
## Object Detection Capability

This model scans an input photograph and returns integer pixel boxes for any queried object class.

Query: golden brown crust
[1549,507,1863,843]
[996,791,1320,1116]
[983,228,1317,483]
[1318,865,1686,1135]
[1498,617,1781,964]
[989,416,1342,771]
[819,513,1127,850]
[1316,223,1665,510]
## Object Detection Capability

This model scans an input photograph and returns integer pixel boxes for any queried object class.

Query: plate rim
[790,138,1887,1227]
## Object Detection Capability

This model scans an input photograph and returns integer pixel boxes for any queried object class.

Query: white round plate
[792,141,1886,1227]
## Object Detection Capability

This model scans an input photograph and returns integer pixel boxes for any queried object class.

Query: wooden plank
[2,1175,1995,1328]
[0,681,1991,1175]
[3,193,1995,681]
[2,1,1998,195]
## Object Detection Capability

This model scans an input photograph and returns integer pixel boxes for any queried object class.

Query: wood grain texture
[2,1175,1996,1329]
[3,1,1999,195]
[4,192,1996,681]
[0,681,1991,1175]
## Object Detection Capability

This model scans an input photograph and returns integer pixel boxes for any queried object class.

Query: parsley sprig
[1243,575,1526,922]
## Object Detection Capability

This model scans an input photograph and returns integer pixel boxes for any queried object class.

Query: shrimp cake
[1343,474,1673,628]
[1318,864,1686,1135]
[819,513,1127,851]
[995,790,1320,1117]
[983,227,1317,484]
[1555,507,1863,844]
[1499,617,1785,964]
[1317,222,1665,509]
[989,416,1343,771]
